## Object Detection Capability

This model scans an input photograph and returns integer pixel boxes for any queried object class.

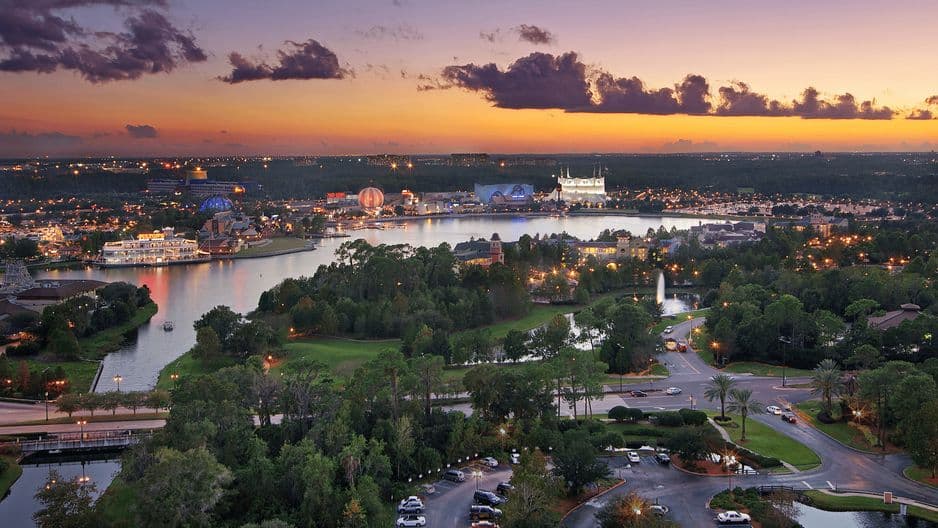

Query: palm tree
[727,388,763,441]
[704,374,737,419]
[810,358,844,415]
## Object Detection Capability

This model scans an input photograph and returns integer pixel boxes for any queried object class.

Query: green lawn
[802,491,938,523]
[607,421,679,446]
[708,412,821,470]
[22,358,100,393]
[795,401,887,453]
[721,362,814,378]
[79,302,158,358]
[156,353,238,390]
[903,465,938,488]
[234,237,310,257]
[95,477,138,528]
[277,337,400,379]
[0,455,22,499]
[467,304,577,340]
[693,328,716,365]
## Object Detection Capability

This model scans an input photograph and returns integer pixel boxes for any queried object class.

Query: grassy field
[277,337,400,379]
[468,303,578,340]
[721,362,814,378]
[903,465,938,488]
[709,412,821,470]
[234,237,310,257]
[607,420,679,446]
[0,455,22,499]
[156,354,237,390]
[795,400,892,453]
[79,302,158,358]
[802,491,938,523]
[22,358,100,393]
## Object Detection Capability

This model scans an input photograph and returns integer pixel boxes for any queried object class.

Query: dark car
[782,412,797,423]
[631,390,648,397]
[469,505,502,520]
[397,503,424,515]
[495,482,514,496]
[474,490,505,506]
[655,453,671,465]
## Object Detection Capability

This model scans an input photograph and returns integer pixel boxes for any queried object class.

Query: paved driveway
[420,463,512,528]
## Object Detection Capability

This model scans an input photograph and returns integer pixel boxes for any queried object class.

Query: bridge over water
[5,429,152,456]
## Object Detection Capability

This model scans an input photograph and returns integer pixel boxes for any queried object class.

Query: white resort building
[547,167,607,204]
[97,228,209,268]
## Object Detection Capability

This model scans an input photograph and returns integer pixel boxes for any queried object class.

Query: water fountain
[656,270,665,305]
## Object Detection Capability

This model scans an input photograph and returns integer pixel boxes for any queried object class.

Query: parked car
[717,511,752,524]
[766,405,782,415]
[782,411,797,423]
[650,504,670,516]
[627,451,641,463]
[397,496,424,513]
[664,326,673,334]
[655,453,671,465]
[397,503,424,515]
[481,456,499,467]
[630,390,648,397]
[469,505,502,520]
[495,482,514,495]
[396,514,427,527]
[444,469,466,482]
[665,387,682,395]
[471,522,499,528]
[474,490,505,506]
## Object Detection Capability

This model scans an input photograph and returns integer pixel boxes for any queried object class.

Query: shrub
[626,408,645,422]
[816,411,836,424]
[608,406,629,423]
[713,415,733,423]
[597,431,624,449]
[656,411,685,427]
[679,408,708,426]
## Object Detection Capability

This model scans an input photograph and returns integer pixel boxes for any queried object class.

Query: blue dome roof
[199,195,234,212]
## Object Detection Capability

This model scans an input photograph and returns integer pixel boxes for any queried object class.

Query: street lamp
[170,372,179,389]
[113,374,122,392]
[778,336,792,387]
[44,391,49,422]
[77,420,87,442]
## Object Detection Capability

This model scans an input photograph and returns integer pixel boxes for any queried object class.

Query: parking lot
[417,461,512,528]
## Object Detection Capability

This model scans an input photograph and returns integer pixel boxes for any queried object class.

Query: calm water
[36,215,702,392]
[0,457,120,528]
[796,502,938,528]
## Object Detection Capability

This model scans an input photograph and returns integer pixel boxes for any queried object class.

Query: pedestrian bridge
[8,429,151,455]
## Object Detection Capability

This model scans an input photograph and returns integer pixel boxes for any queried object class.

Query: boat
[163,321,174,331]
[96,228,210,268]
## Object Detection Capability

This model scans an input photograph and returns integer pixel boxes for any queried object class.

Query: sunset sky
[2,0,937,157]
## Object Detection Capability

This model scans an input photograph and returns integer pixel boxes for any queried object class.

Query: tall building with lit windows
[547,167,607,204]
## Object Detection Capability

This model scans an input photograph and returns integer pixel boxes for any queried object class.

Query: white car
[398,496,424,511]
[665,387,682,395]
[717,510,751,524]
[664,326,673,334]
[396,514,427,527]
[481,456,499,467]
[650,504,670,516]
[627,451,641,463]
[766,405,782,415]
[509,452,521,464]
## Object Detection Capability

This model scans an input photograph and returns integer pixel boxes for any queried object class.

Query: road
[561,318,935,528]
[420,462,512,528]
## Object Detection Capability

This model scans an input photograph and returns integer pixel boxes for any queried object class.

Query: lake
[796,502,938,528]
[36,214,704,392]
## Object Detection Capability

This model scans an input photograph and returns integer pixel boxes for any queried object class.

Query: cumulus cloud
[355,24,423,41]
[432,51,897,119]
[907,109,934,120]
[513,24,555,45]
[0,1,206,82]
[219,39,348,83]
[125,124,158,138]
[437,52,591,109]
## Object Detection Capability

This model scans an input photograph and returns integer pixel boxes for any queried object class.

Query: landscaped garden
[710,412,821,470]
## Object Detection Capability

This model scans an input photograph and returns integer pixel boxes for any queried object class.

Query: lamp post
[170,373,179,389]
[113,374,122,392]
[44,391,49,422]
[77,420,87,443]
[778,336,791,388]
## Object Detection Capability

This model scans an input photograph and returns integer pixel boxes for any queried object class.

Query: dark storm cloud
[0,129,83,156]
[513,24,555,45]
[219,39,348,83]
[434,51,896,119]
[438,52,591,110]
[125,124,158,138]
[927,96,938,105]
[0,1,206,82]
